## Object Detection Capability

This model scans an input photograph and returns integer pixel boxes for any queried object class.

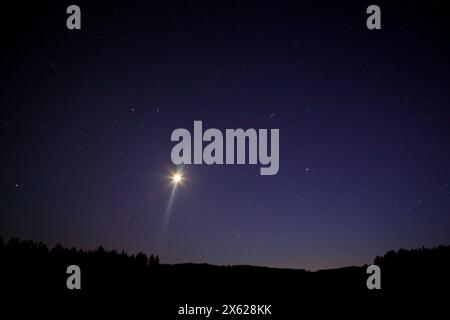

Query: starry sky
[1,1,450,270]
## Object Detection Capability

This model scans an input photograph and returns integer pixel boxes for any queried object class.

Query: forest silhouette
[1,234,449,318]
[0,237,450,290]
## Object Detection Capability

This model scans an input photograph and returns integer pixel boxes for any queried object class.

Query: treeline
[0,235,161,293]
[373,245,450,290]
[1,234,449,294]
[374,245,450,266]
[0,236,160,266]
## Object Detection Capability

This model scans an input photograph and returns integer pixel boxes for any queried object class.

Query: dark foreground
[1,236,449,317]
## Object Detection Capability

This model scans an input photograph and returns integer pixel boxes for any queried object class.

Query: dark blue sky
[1,1,449,270]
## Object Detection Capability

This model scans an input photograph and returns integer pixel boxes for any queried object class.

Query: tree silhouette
[1,234,449,295]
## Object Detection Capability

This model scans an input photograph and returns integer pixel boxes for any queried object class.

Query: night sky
[1,1,449,270]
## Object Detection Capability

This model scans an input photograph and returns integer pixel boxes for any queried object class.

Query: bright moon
[172,172,183,185]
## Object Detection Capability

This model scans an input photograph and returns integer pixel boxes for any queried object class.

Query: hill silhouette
[1,235,449,315]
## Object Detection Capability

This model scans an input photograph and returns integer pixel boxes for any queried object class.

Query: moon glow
[171,172,183,185]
